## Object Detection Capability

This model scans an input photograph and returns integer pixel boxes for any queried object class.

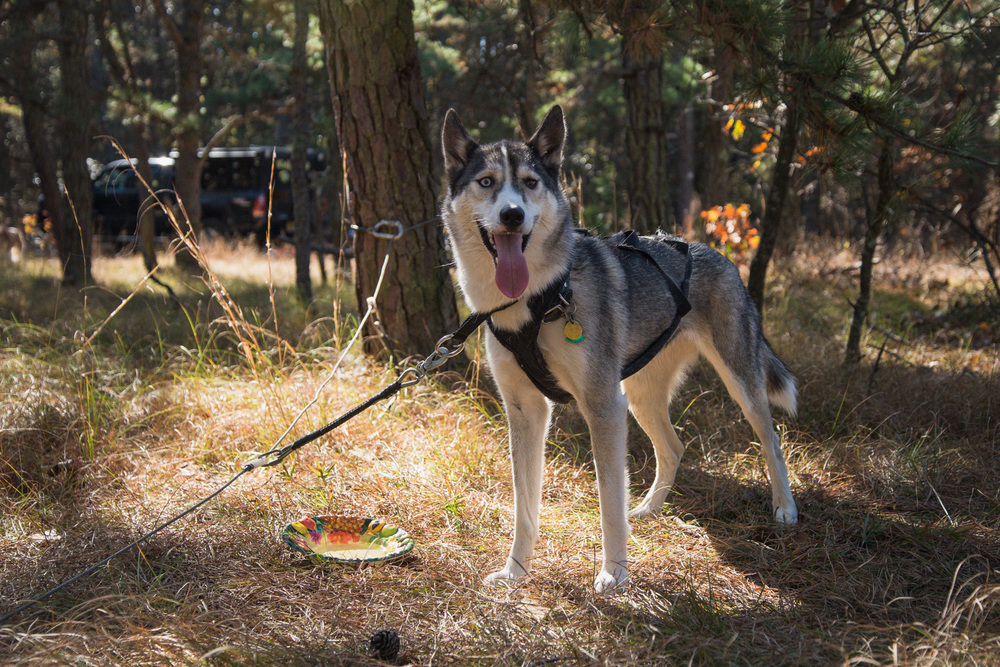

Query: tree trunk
[747,97,800,311]
[621,44,673,234]
[56,0,95,286]
[292,0,314,302]
[96,2,160,272]
[132,122,159,272]
[702,44,735,212]
[845,143,894,364]
[160,0,205,268]
[319,0,459,359]
[9,13,66,261]
[675,102,696,235]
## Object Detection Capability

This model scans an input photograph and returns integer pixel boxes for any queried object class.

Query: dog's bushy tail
[763,339,797,415]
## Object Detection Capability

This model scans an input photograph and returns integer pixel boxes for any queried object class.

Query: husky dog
[440,105,797,592]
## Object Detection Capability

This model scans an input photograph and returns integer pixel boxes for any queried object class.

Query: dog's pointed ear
[527,105,566,172]
[442,109,477,179]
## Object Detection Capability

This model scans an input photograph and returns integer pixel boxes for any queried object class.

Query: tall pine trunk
[132,122,159,273]
[845,142,894,364]
[159,0,204,268]
[292,0,314,302]
[56,0,95,286]
[702,44,734,211]
[621,45,673,233]
[747,98,800,311]
[319,0,458,358]
[9,11,65,262]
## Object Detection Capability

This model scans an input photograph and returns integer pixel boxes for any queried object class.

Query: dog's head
[441,106,571,301]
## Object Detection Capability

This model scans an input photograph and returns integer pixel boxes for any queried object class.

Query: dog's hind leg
[698,340,798,524]
[623,337,700,519]
[483,347,552,587]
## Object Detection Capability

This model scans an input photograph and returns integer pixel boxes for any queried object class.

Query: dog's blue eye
[477,177,493,188]
[523,178,539,190]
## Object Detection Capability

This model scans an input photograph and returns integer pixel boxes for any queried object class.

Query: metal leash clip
[243,448,287,470]
[399,333,466,387]
[369,220,404,240]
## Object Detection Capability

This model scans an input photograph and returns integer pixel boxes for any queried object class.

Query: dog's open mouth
[479,226,531,299]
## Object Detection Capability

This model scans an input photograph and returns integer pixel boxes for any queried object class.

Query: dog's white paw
[628,502,660,520]
[483,568,525,588]
[774,503,798,524]
[594,567,628,594]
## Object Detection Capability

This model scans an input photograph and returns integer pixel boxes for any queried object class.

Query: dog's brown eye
[523,178,538,190]
[477,177,493,188]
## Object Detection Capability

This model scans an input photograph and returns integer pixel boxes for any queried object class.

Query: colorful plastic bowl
[280,515,414,564]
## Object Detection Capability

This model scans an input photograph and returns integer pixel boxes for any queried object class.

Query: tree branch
[196,109,287,170]
[152,0,184,47]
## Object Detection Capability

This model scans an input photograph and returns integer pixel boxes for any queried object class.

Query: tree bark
[157,0,204,268]
[319,0,459,359]
[747,98,800,311]
[132,123,159,272]
[845,142,894,364]
[702,44,735,212]
[96,2,159,272]
[675,102,696,235]
[56,0,95,286]
[621,42,673,234]
[292,0,314,302]
[7,8,66,261]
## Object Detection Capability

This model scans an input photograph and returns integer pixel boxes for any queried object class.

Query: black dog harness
[487,230,692,403]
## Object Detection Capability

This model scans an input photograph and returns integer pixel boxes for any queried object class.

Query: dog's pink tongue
[494,232,529,299]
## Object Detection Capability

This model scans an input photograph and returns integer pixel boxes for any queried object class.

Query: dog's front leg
[578,388,631,593]
[484,352,551,587]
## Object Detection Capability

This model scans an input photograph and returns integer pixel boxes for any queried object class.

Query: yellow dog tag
[563,320,584,343]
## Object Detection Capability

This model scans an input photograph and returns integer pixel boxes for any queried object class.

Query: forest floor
[1,237,998,666]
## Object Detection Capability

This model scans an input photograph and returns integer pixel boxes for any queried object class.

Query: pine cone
[370,628,400,661]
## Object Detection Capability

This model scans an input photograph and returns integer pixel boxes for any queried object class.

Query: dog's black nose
[499,204,525,228]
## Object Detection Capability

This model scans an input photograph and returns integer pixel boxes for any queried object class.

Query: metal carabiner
[370,220,405,240]
[397,365,425,387]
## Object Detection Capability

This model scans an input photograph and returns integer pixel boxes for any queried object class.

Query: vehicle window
[231,159,254,189]
[202,157,256,191]
[113,168,137,192]
[151,166,167,189]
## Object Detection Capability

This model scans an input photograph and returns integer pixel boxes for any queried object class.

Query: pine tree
[318,0,459,358]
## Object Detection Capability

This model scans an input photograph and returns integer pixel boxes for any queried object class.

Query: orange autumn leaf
[751,142,768,154]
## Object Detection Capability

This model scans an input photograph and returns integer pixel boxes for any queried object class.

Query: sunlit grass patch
[1,239,998,664]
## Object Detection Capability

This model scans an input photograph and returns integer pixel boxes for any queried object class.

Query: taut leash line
[0,470,249,625]
[0,303,513,625]
[245,302,511,470]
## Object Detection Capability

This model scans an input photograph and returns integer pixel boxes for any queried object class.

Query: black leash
[0,470,248,625]
[0,304,512,626]
[244,304,511,470]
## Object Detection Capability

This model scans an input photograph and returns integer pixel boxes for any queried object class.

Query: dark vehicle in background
[171,146,326,242]
[91,157,175,238]
[90,146,325,243]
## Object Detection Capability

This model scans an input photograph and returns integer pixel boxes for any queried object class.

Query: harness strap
[487,273,574,404]
[486,232,693,403]
[613,231,692,379]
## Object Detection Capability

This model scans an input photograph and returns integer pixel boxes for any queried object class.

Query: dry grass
[1,238,998,666]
